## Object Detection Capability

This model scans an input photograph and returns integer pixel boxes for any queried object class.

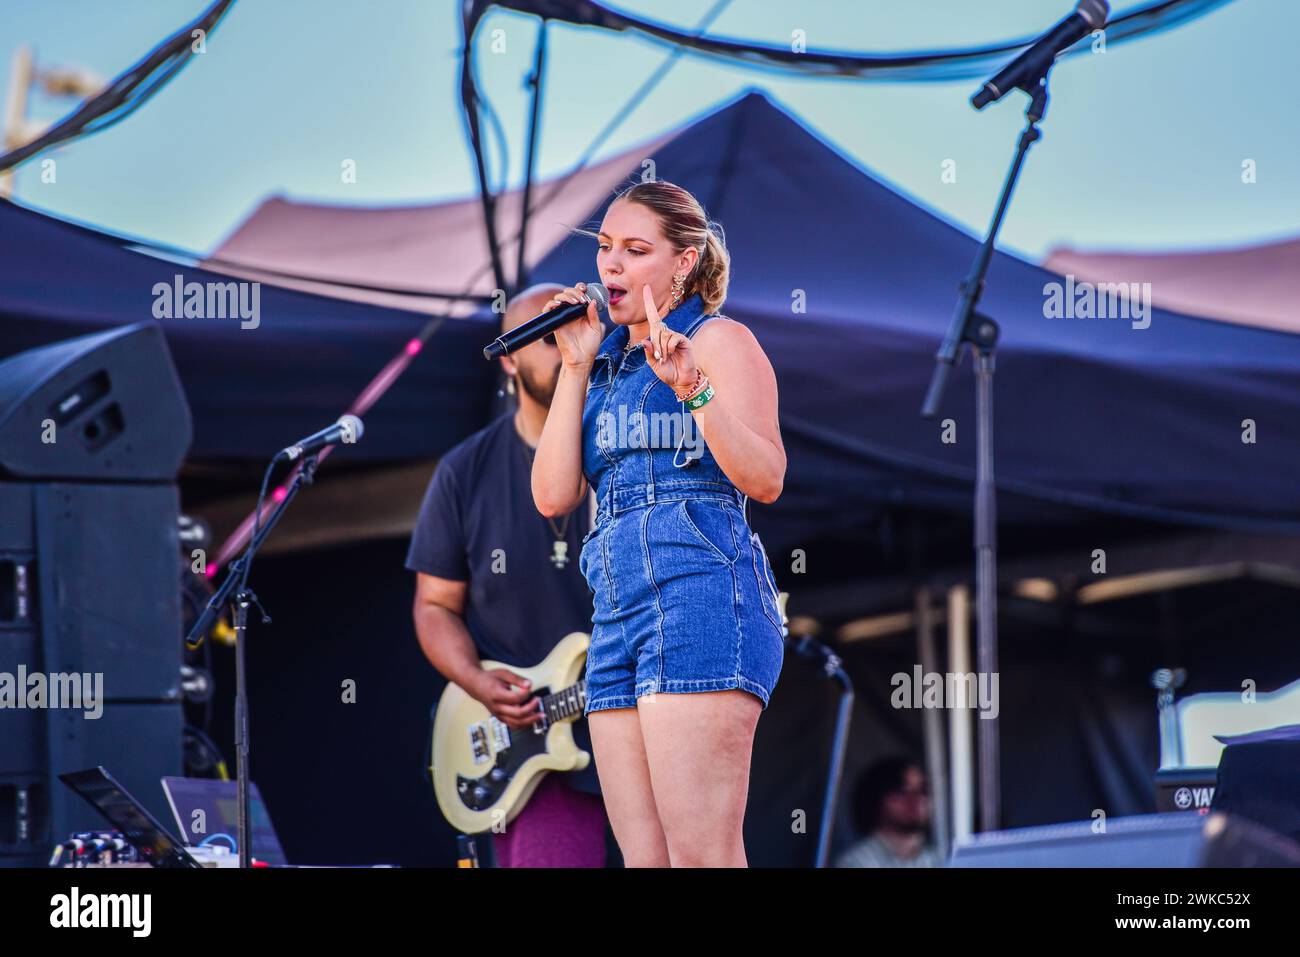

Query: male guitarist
[407,283,608,867]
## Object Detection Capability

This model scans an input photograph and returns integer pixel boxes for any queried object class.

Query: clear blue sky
[3,0,1296,262]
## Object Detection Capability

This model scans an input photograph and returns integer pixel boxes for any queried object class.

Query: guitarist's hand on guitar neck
[467,667,543,730]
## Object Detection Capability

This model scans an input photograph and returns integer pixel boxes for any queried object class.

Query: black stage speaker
[0,323,190,866]
[950,811,1300,867]
[0,322,190,480]
[1213,728,1300,844]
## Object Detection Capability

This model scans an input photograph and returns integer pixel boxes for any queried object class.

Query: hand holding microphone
[544,282,607,370]
[482,281,608,368]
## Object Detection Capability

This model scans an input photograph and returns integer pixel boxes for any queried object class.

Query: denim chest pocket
[678,499,740,565]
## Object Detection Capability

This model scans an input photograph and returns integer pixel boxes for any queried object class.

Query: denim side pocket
[578,527,599,594]
[679,499,740,565]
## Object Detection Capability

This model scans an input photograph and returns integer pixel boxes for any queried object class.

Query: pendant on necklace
[551,540,569,569]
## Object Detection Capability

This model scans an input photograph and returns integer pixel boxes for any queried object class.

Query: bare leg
[587,706,670,867]
[637,689,762,867]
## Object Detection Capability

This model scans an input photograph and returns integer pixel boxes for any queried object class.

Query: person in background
[407,283,609,867]
[834,755,943,867]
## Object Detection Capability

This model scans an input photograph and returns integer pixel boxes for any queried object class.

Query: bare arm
[531,283,605,517]
[688,321,784,502]
[644,313,785,503]
[412,572,542,729]
[532,362,591,518]
[412,573,478,685]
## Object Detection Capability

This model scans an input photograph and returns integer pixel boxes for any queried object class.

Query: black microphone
[971,0,1108,109]
[274,414,364,462]
[483,283,609,360]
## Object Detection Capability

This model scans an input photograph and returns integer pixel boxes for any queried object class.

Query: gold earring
[671,273,685,309]
[506,377,516,396]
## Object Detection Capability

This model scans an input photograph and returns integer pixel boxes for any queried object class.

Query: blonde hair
[576,180,730,314]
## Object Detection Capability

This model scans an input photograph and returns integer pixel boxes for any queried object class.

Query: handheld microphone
[274,414,364,462]
[483,283,609,360]
[971,0,1108,109]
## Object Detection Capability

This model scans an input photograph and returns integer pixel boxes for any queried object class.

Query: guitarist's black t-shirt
[406,411,600,796]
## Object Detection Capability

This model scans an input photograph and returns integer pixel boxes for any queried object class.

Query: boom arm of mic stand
[184,457,321,649]
[921,72,1048,419]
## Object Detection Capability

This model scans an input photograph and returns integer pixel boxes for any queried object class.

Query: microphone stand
[785,631,853,868]
[767,587,852,866]
[920,68,1052,835]
[185,453,320,867]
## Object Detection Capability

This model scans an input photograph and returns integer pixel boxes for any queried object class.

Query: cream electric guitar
[430,631,592,835]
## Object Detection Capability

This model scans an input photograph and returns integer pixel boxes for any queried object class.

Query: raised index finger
[642,284,663,337]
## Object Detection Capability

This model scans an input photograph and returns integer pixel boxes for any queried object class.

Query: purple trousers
[491,773,608,868]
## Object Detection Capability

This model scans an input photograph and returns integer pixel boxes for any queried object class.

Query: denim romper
[578,291,785,715]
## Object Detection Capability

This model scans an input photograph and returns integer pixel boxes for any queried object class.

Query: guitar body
[430,631,592,834]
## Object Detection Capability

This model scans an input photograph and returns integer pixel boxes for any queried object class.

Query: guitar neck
[541,679,587,724]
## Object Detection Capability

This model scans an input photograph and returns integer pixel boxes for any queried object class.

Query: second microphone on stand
[273,414,364,462]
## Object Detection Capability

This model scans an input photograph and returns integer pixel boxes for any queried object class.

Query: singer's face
[597,200,689,325]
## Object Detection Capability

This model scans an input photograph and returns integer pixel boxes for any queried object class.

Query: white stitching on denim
[750,532,783,632]
[600,527,617,612]
[641,505,667,694]
[601,527,640,669]
[638,376,658,492]
[647,677,770,707]
[586,613,637,711]
[729,534,743,690]
[586,695,638,713]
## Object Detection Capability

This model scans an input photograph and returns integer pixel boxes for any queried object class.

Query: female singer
[531,180,786,867]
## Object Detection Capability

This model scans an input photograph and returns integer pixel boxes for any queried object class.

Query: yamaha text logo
[1174,785,1214,810]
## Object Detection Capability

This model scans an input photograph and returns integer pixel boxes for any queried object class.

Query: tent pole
[459,0,510,297]
[947,584,974,851]
[915,587,951,858]
[515,20,548,290]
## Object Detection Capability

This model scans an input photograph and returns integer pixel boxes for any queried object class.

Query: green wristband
[686,383,715,411]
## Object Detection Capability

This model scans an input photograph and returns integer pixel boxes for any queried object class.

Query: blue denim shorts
[578,490,785,715]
